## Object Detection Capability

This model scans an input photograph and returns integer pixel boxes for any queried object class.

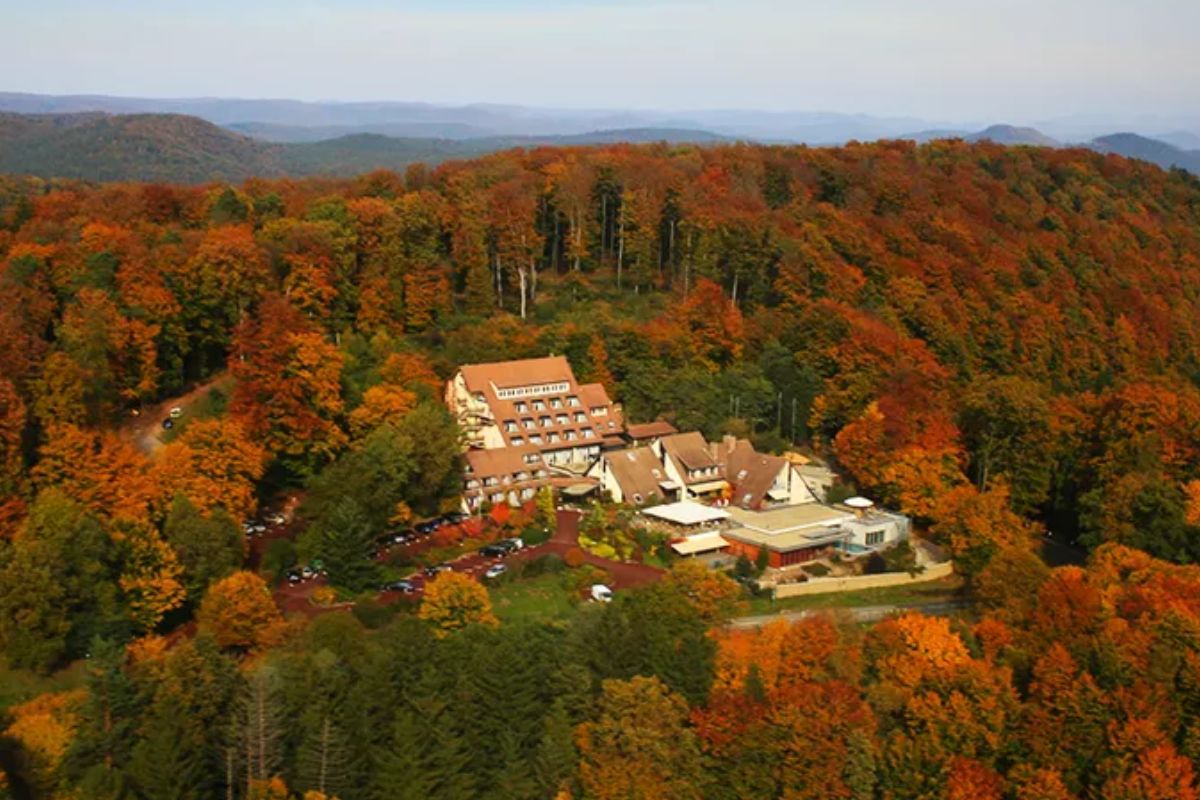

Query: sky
[2,0,1198,123]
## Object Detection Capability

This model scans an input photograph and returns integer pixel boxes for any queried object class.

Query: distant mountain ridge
[0,112,735,182]
[0,109,1197,184]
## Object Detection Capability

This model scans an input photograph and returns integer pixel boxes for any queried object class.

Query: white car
[484,564,507,579]
[590,584,613,603]
[168,406,183,419]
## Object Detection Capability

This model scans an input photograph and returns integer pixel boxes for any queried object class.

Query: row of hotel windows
[510,429,596,446]
[512,396,581,413]
[465,469,549,489]
[494,382,570,400]
[505,413,588,431]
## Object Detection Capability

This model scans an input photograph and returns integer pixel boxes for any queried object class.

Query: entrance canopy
[670,531,730,556]
[642,500,731,526]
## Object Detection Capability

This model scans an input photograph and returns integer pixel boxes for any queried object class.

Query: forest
[3,139,1200,798]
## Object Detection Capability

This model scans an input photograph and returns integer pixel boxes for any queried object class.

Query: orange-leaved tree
[32,424,158,524]
[230,294,346,467]
[156,417,267,521]
[196,571,284,652]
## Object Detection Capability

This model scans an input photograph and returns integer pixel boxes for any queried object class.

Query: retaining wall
[771,561,955,598]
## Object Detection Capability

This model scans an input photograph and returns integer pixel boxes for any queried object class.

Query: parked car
[168,406,183,419]
[251,523,267,535]
[415,521,437,535]
[445,511,469,524]
[424,564,452,577]
[300,565,315,580]
[590,584,613,603]
[484,563,507,579]
[161,418,174,430]
[385,579,415,593]
[287,570,303,585]
[498,537,524,554]
[479,544,507,558]
[265,512,285,526]
[391,531,414,545]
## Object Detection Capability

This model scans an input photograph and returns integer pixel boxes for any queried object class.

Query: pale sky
[2,0,1197,121]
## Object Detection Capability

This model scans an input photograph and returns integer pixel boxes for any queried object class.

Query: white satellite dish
[844,496,875,509]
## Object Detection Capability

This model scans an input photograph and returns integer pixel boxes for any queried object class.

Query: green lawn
[0,660,87,714]
[744,575,966,616]
[489,573,579,624]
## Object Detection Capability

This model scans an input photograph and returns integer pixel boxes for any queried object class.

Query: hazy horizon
[4,0,1198,126]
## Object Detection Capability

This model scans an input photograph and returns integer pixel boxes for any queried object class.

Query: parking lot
[273,507,665,614]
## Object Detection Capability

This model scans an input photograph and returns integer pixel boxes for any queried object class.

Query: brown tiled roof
[626,420,678,440]
[578,382,611,408]
[605,447,669,505]
[661,431,721,474]
[464,445,544,480]
[717,437,787,509]
[460,356,574,392]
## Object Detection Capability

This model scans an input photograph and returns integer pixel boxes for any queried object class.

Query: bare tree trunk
[551,214,560,272]
[684,230,693,297]
[601,196,608,261]
[518,267,528,320]
[226,747,234,800]
[495,254,503,308]
[256,685,267,782]
[668,219,676,283]
[245,721,254,795]
[732,272,739,306]
[616,215,624,290]
[573,212,582,272]
[318,717,330,794]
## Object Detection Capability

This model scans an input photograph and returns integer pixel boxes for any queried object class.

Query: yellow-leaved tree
[418,572,498,637]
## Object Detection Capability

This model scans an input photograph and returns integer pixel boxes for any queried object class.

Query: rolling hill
[1090,132,1200,174]
[967,124,1061,147]
[0,112,732,183]
[0,112,286,182]
[2,110,1197,184]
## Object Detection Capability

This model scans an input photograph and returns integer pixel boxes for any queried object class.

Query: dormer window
[511,436,524,446]
[515,401,527,413]
[532,400,545,411]
[551,398,563,409]
[574,412,587,423]
[567,396,581,407]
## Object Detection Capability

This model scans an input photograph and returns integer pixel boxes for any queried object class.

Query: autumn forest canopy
[4,139,1200,798]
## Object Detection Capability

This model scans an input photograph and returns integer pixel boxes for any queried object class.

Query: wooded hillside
[4,140,1200,798]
